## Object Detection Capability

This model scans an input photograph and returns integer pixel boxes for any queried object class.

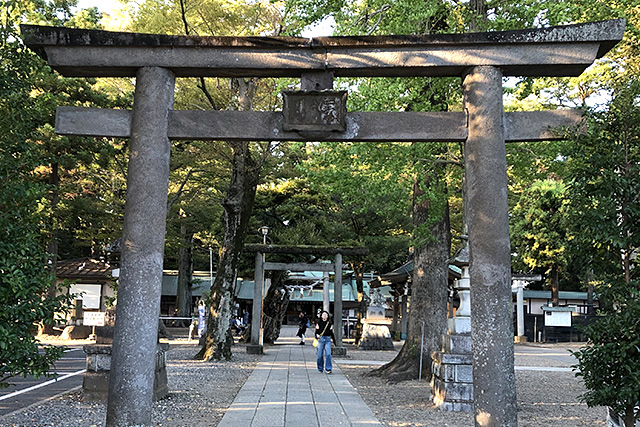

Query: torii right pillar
[463,66,517,426]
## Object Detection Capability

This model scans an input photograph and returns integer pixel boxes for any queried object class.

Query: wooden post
[463,65,517,427]
[106,66,174,427]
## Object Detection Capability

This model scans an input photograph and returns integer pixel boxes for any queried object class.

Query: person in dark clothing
[315,310,335,373]
[296,311,309,345]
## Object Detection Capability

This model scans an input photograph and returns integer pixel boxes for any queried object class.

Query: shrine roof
[56,258,112,280]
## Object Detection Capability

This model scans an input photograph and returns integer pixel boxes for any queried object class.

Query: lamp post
[259,226,269,245]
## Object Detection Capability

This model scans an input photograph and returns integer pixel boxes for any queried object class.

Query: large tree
[125,0,283,360]
[282,0,464,380]
[510,180,570,305]
[567,82,640,427]
[375,145,451,381]
[0,1,76,387]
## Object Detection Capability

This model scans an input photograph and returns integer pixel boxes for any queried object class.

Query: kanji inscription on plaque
[282,91,348,132]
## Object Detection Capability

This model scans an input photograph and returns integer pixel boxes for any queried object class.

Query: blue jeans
[316,336,332,372]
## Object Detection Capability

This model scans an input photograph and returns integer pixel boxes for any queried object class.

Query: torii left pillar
[464,66,516,427]
[106,67,175,426]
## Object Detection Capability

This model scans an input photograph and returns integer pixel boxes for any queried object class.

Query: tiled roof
[56,258,112,280]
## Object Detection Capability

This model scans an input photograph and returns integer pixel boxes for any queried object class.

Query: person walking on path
[315,310,335,374]
[296,311,309,345]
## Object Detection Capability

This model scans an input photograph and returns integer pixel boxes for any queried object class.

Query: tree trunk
[551,267,559,306]
[468,0,487,31]
[196,78,261,361]
[41,162,60,336]
[371,148,450,382]
[196,140,259,361]
[586,280,594,315]
[623,405,636,427]
[262,271,289,344]
[175,223,194,327]
[350,261,368,344]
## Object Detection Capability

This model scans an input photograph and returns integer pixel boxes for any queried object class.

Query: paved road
[219,328,381,427]
[514,343,580,372]
[0,346,86,417]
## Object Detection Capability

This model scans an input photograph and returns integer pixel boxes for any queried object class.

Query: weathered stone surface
[95,326,114,344]
[105,66,175,426]
[433,359,474,383]
[21,20,624,78]
[432,351,473,365]
[448,316,471,334]
[332,346,347,356]
[61,325,91,340]
[83,371,110,400]
[431,373,474,405]
[246,345,264,355]
[358,324,395,351]
[83,344,169,402]
[56,106,584,143]
[443,334,472,354]
[464,65,517,426]
[251,252,264,349]
[83,344,113,355]
[282,91,347,132]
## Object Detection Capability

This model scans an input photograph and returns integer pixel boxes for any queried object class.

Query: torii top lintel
[21,19,624,79]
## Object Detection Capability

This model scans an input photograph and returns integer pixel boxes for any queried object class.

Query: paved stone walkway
[218,327,382,426]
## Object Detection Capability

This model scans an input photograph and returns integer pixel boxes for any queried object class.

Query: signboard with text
[83,311,106,327]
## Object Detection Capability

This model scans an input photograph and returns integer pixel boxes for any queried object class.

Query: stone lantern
[431,236,473,412]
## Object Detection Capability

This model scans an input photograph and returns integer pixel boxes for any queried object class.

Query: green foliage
[510,180,569,277]
[0,41,70,388]
[564,82,640,282]
[1,0,121,386]
[571,282,640,425]
[564,83,640,425]
[124,0,287,271]
[126,0,281,36]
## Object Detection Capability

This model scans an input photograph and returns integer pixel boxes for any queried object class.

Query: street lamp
[259,226,269,245]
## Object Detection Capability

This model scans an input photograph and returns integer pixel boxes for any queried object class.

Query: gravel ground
[1,338,606,427]
[0,342,260,427]
[339,343,607,427]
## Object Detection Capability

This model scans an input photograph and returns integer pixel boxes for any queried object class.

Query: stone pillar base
[358,323,395,350]
[82,343,169,401]
[431,334,473,412]
[332,346,347,356]
[514,335,527,343]
[246,345,264,355]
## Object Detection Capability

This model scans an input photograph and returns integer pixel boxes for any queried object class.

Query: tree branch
[113,147,127,181]
[179,0,220,110]
[179,0,191,36]
[197,78,220,110]
[167,168,205,215]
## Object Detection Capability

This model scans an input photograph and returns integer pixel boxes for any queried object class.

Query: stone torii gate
[244,244,368,355]
[22,19,624,427]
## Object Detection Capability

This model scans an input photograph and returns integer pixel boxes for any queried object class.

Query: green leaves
[571,283,640,424]
[510,179,570,275]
